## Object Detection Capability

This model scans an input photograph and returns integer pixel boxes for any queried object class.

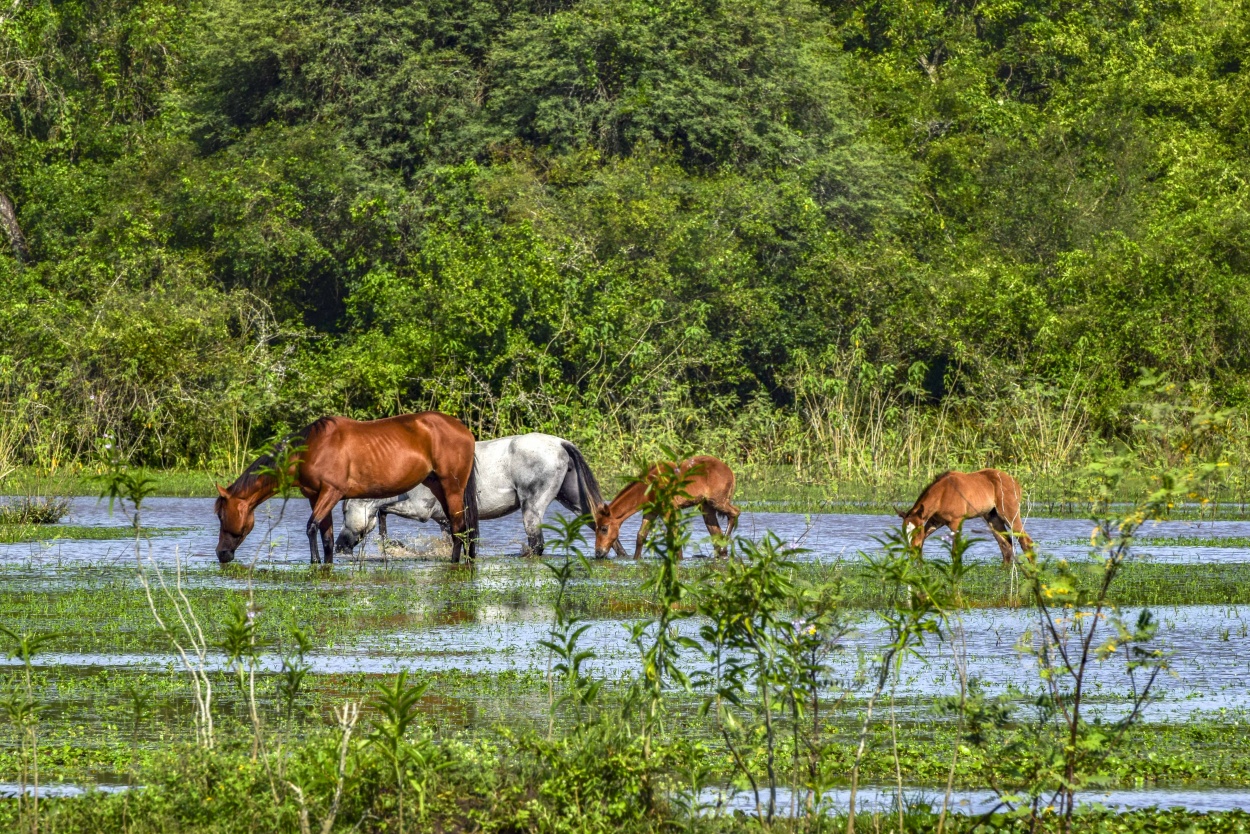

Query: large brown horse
[593,455,740,559]
[899,468,1034,564]
[215,412,480,565]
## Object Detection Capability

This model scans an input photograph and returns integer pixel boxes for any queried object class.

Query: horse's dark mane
[918,469,953,495]
[228,423,319,494]
[905,469,953,514]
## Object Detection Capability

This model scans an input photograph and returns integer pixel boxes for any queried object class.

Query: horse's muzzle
[217,550,236,564]
[594,547,610,559]
[335,530,358,553]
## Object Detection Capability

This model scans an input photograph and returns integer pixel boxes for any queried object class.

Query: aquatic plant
[695,532,852,825]
[0,496,70,526]
[0,627,59,834]
[367,670,446,831]
[539,513,602,733]
[625,453,698,796]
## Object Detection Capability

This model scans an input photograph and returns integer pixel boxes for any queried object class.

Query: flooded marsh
[5,496,1250,813]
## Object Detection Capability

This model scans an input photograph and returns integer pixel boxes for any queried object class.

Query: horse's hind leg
[997,481,1035,558]
[520,502,546,557]
[424,476,464,563]
[701,504,728,558]
[522,475,563,558]
[986,512,1014,566]
[1005,508,1034,557]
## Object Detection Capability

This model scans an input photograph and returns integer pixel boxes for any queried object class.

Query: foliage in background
[3,0,1250,495]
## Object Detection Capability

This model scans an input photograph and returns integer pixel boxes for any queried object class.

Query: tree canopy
[1,0,1247,466]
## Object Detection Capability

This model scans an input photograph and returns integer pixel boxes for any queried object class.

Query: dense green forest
[1,0,1248,484]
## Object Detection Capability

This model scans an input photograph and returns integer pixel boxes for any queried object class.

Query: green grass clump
[0,525,190,544]
[0,495,71,524]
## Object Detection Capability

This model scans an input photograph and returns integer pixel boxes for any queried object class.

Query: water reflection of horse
[593,455,740,559]
[899,468,1034,564]
[336,432,627,558]
[214,412,479,565]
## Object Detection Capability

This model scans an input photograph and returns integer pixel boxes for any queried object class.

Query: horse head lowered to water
[214,412,480,565]
[592,455,739,559]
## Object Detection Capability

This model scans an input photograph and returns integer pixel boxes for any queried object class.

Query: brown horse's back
[300,412,475,499]
[906,468,1019,519]
[675,455,736,504]
[902,467,1031,563]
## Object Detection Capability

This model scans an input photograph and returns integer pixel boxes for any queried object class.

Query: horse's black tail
[563,441,627,557]
[561,441,606,517]
[463,457,480,561]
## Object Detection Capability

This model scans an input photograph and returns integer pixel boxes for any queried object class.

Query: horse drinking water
[336,433,627,558]
[214,412,480,564]
[899,468,1034,564]
[593,455,740,559]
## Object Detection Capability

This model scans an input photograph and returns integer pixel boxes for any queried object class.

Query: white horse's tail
[562,441,627,558]
[561,441,605,517]
[462,456,480,561]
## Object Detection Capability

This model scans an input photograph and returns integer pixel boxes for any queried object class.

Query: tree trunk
[0,191,28,263]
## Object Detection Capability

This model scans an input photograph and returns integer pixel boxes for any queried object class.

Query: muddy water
[8,497,1250,566]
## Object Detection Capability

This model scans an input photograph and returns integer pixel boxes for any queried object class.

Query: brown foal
[899,468,1034,564]
[593,455,740,559]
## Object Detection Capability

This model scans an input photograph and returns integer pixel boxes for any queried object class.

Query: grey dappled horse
[335,433,627,557]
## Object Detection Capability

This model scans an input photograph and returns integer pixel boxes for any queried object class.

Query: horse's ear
[216,484,230,499]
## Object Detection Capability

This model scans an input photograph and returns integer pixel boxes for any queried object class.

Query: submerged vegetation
[0,498,68,526]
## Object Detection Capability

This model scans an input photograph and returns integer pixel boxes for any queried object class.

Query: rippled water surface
[700,785,1250,815]
[9,496,1250,565]
[6,496,1250,810]
[8,604,1249,721]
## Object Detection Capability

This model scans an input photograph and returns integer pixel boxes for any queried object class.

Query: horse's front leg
[634,514,655,560]
[701,505,729,558]
[378,510,389,542]
[305,518,321,563]
[308,488,343,565]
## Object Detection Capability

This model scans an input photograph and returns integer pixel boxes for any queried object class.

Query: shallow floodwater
[9,603,1249,722]
[7,781,1250,813]
[700,785,1250,815]
[5,500,1250,810]
[7,496,1250,566]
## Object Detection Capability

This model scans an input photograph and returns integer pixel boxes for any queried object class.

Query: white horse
[334,433,627,557]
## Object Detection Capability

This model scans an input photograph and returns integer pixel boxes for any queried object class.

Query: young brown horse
[899,468,1034,564]
[215,412,480,565]
[593,455,740,559]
